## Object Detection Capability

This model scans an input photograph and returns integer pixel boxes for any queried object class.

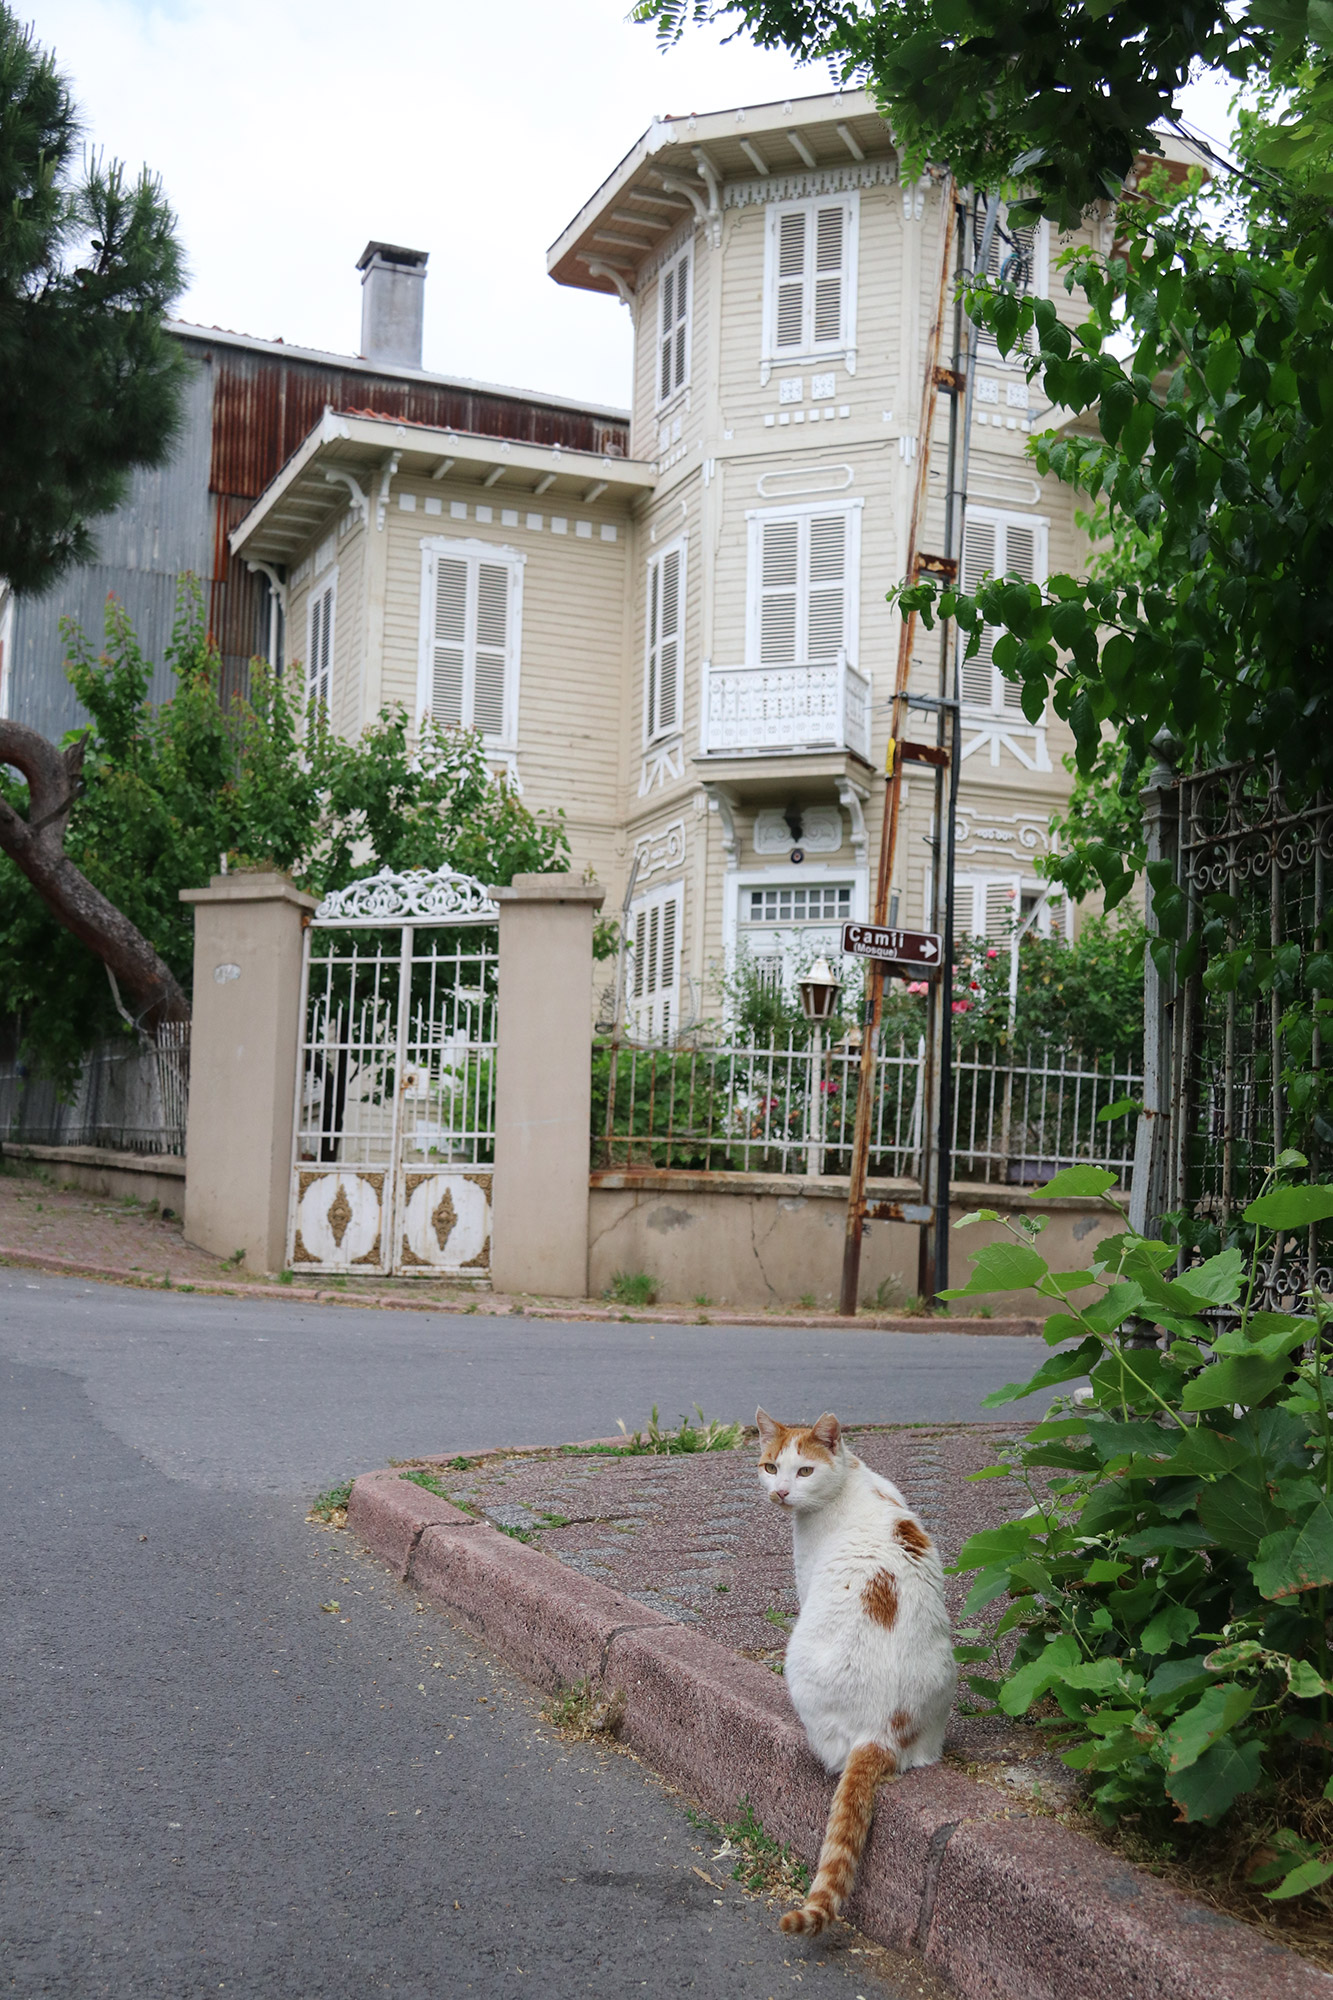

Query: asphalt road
[1,1274,1046,1998]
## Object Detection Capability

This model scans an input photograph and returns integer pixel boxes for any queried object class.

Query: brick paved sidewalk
[397,1426,1023,1662]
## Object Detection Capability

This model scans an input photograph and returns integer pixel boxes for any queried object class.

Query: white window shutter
[432,556,468,726]
[806,513,846,660]
[960,519,997,707]
[759,519,799,662]
[775,210,806,351]
[673,253,688,391]
[629,883,682,1041]
[812,205,844,346]
[1000,524,1037,712]
[472,561,509,736]
[659,264,675,403]
[645,539,685,740]
[307,578,335,712]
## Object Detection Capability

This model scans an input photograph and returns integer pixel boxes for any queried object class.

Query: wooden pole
[838,178,957,1316]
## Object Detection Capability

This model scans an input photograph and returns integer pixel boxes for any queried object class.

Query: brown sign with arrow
[841,922,942,968]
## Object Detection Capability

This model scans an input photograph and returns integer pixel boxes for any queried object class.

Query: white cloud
[25,0,815,405]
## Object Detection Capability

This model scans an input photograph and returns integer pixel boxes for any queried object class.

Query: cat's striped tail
[780,1743,896,1937]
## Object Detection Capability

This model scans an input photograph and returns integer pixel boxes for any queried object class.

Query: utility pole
[839,184,1007,1315]
[838,178,958,1318]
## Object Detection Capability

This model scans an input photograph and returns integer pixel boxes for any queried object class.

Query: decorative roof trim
[723,158,897,210]
[313,864,499,927]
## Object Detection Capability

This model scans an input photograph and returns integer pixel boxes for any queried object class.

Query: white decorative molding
[638,737,685,796]
[324,467,369,528]
[581,258,636,308]
[313,865,499,928]
[756,462,855,499]
[836,776,870,864]
[724,158,896,209]
[754,806,842,855]
[633,818,686,881]
[636,216,697,289]
[902,175,930,222]
[703,658,870,760]
[959,720,1052,773]
[375,452,401,532]
[968,471,1043,507]
[702,784,740,865]
[954,807,1054,860]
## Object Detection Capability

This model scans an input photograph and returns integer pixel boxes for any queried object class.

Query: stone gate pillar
[490,873,604,1298]
[180,871,316,1274]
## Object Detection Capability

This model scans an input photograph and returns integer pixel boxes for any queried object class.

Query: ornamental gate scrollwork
[287,866,498,1279]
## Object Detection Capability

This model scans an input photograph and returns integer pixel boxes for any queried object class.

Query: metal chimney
[357,241,428,369]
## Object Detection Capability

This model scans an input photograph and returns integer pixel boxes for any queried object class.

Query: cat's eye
[760,1461,777,1474]
[796,1466,815,1477]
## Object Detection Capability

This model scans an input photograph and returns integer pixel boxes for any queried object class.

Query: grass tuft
[543,1677,626,1740]
[308,1479,353,1525]
[604,1270,658,1308]
[687,1797,810,1900]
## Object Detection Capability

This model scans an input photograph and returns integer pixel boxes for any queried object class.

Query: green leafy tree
[0,3,187,593]
[0,586,571,1084]
[636,0,1333,223]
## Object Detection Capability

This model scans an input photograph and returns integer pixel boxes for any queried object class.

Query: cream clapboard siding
[377,477,632,885]
[283,515,366,743]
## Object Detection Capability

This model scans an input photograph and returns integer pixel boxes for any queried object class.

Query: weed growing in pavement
[604,1270,658,1308]
[615,1405,745,1454]
[872,1273,908,1312]
[693,1293,713,1307]
[308,1479,353,1526]
[799,1292,818,1310]
[496,1523,533,1542]
[543,1677,626,1740]
[446,1455,475,1471]
[686,1798,810,1899]
[399,1468,479,1515]
[764,1605,793,1631]
[278,1268,293,1285]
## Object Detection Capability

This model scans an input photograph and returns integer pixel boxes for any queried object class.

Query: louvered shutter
[658,251,690,402]
[806,514,845,660]
[983,879,1018,940]
[659,264,675,402]
[775,210,806,351]
[656,546,681,733]
[959,519,997,707]
[760,519,799,663]
[812,206,844,345]
[472,562,509,736]
[1000,524,1036,712]
[629,885,682,1041]
[307,580,334,712]
[432,556,468,726]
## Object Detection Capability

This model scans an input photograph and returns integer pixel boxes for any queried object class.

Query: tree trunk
[0,719,190,1029]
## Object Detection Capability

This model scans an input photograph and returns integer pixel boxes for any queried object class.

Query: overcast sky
[27,0,1236,411]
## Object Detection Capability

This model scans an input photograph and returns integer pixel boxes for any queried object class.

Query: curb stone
[348,1467,1328,2000]
[0,1245,1038,1335]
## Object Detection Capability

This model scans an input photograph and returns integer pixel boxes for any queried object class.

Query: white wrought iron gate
[287,865,498,1279]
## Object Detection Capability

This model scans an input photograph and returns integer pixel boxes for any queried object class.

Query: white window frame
[644,534,687,746]
[416,537,525,750]
[761,192,859,375]
[958,506,1048,715]
[744,499,863,670]
[306,567,337,716]
[655,242,692,411]
[628,878,683,1044]
[726,863,868,1002]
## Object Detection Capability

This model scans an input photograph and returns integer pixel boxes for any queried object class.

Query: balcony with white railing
[701,653,871,761]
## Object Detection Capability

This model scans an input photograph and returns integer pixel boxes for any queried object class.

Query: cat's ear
[755,1407,782,1450]
[809,1412,841,1453]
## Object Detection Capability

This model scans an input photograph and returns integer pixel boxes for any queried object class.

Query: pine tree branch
[0,718,190,1028]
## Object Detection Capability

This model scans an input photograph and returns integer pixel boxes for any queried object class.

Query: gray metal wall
[7,353,215,740]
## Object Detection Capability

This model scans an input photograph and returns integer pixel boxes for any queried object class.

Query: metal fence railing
[593,1034,1141,1185]
[0,1025,190,1157]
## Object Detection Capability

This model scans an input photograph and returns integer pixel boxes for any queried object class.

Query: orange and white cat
[756,1408,955,1937]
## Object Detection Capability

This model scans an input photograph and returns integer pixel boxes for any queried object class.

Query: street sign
[841,922,942,968]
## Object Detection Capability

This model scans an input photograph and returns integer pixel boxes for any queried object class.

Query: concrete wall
[2,1144,186,1211]
[589,1170,1119,1315]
